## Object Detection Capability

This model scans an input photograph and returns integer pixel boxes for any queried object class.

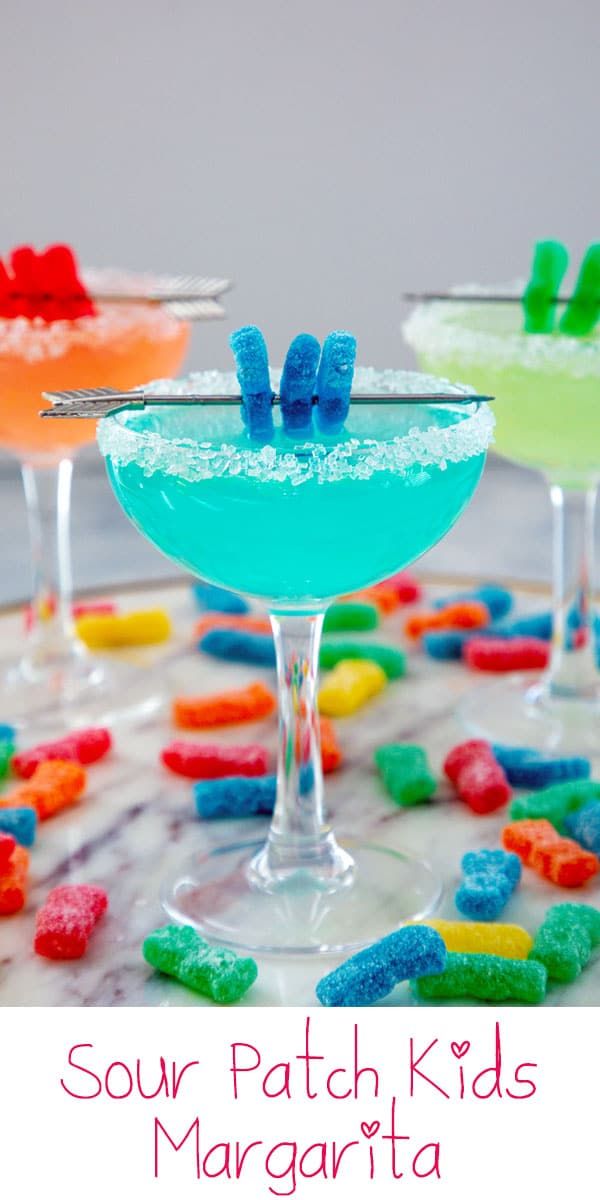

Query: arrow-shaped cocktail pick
[40,386,493,420]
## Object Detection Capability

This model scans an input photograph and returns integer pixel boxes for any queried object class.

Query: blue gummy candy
[0,723,15,743]
[423,625,510,661]
[504,612,553,640]
[314,331,356,433]
[455,849,521,921]
[316,925,446,1007]
[198,629,276,667]
[195,766,313,820]
[564,801,600,856]
[229,325,274,440]
[192,582,248,615]
[492,744,590,789]
[279,333,320,435]
[433,585,513,621]
[0,807,37,847]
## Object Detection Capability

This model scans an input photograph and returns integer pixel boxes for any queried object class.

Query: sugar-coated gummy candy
[443,739,511,815]
[413,951,547,1004]
[503,612,553,640]
[34,885,108,959]
[374,743,436,806]
[509,779,600,831]
[316,925,446,1007]
[71,600,117,619]
[0,739,14,780]
[318,658,387,717]
[348,582,402,614]
[0,844,29,914]
[564,801,600,856]
[161,741,269,780]
[314,330,356,434]
[319,717,342,773]
[522,239,569,334]
[319,639,405,679]
[416,918,532,959]
[405,600,490,640]
[0,807,37,847]
[323,602,379,633]
[229,324,274,440]
[492,744,590,789]
[12,727,111,779]
[173,681,276,729]
[0,832,16,870]
[502,818,600,887]
[422,628,492,661]
[192,582,249,615]
[280,333,320,434]
[455,848,521,920]
[0,759,86,821]
[198,628,276,667]
[75,609,171,649]
[385,572,422,603]
[433,584,513,621]
[529,903,600,982]
[143,923,258,1003]
[195,765,313,819]
[559,242,600,336]
[464,636,550,672]
[194,613,272,639]
[0,723,16,742]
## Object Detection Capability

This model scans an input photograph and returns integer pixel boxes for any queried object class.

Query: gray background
[0,0,598,601]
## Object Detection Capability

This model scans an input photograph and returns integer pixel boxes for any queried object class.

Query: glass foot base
[460,673,600,755]
[0,654,164,734]
[160,835,442,955]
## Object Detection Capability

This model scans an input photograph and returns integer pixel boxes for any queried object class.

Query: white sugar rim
[97,367,494,486]
[403,282,600,376]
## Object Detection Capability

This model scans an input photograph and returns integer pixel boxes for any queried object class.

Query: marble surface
[0,578,599,1009]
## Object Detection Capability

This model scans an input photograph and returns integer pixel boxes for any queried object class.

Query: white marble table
[1,576,598,1008]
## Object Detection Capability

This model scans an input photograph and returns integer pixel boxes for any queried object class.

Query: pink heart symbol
[451,1041,470,1059]
[361,1121,380,1139]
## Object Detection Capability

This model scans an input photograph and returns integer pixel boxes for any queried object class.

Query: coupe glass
[98,367,493,954]
[0,270,189,729]
[405,293,600,754]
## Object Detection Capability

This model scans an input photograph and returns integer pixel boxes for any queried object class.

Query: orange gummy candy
[404,600,490,640]
[0,759,86,821]
[344,583,400,615]
[320,717,343,773]
[0,845,29,915]
[502,818,599,888]
[173,681,276,729]
[193,614,272,640]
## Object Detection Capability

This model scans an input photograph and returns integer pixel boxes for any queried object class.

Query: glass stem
[20,457,84,678]
[248,612,354,893]
[546,483,599,700]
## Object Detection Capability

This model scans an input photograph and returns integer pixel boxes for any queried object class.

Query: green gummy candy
[412,952,547,1004]
[509,780,600,831]
[320,640,406,679]
[143,924,258,1003]
[374,743,436,806]
[0,742,14,780]
[529,903,600,983]
[559,243,600,336]
[522,239,569,333]
[324,603,379,633]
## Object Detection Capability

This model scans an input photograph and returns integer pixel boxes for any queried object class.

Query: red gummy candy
[161,741,270,780]
[34,884,108,959]
[443,739,511,815]
[0,832,16,872]
[385,572,422,604]
[0,845,29,914]
[464,637,550,672]
[0,243,95,323]
[12,727,111,779]
[319,717,343,774]
[72,601,118,619]
[502,819,599,887]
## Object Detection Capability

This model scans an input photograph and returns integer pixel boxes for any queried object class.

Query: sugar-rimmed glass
[98,367,493,954]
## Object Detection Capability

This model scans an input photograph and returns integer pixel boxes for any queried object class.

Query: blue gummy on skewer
[455,849,521,921]
[198,628,276,667]
[564,801,600,856]
[315,925,446,1007]
[432,584,513,621]
[492,744,590,789]
[0,807,37,847]
[229,325,274,440]
[0,723,15,742]
[194,766,313,820]
[192,582,249,615]
[314,330,357,434]
[279,333,320,435]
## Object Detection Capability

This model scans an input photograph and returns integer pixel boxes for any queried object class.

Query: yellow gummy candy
[75,609,171,649]
[416,919,533,960]
[318,658,387,717]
